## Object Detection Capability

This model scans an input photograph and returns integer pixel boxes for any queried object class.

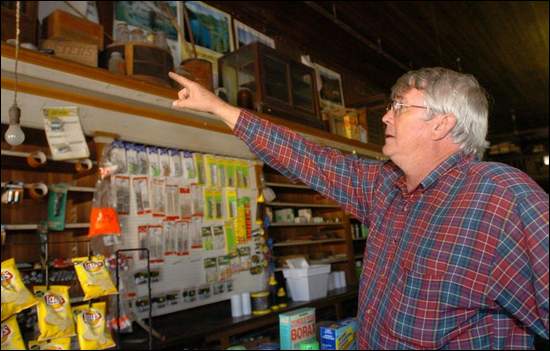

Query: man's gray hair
[391,67,490,158]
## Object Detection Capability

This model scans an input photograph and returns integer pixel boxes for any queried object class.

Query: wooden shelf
[1,149,97,165]
[4,223,90,230]
[264,182,310,189]
[273,238,345,247]
[1,182,95,193]
[266,201,341,208]
[310,257,349,265]
[269,222,343,227]
[355,254,364,260]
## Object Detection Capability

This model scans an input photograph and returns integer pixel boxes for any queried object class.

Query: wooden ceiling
[209,1,548,140]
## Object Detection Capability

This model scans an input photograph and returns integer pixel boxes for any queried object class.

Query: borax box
[279,307,316,349]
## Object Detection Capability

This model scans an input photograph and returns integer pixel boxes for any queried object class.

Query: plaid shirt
[234,110,549,349]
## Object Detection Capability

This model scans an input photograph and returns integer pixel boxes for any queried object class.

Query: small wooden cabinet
[219,42,324,130]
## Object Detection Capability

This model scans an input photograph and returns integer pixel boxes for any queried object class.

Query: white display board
[111,141,265,318]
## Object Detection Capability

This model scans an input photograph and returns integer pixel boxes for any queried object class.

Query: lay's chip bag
[1,315,26,350]
[33,285,75,341]
[28,337,71,350]
[73,302,115,350]
[72,255,118,300]
[1,258,38,321]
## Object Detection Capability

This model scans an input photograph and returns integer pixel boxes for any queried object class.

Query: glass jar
[129,28,145,42]
[108,52,126,75]
[154,31,168,49]
[115,21,129,44]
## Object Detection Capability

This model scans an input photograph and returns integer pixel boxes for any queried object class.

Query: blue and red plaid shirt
[234,110,549,349]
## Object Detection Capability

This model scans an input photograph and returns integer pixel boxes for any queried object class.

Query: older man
[169,67,548,349]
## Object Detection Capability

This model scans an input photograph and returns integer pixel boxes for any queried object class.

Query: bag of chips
[27,337,71,350]
[33,285,75,341]
[73,255,118,300]
[1,315,25,350]
[1,258,38,321]
[73,302,115,350]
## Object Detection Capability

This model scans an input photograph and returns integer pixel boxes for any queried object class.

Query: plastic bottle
[268,273,279,311]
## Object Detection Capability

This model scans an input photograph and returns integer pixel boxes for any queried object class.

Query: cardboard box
[319,318,358,350]
[279,307,316,350]
[43,9,104,50]
[41,39,98,67]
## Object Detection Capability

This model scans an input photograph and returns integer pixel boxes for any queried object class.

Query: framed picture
[114,1,182,65]
[313,63,345,108]
[183,1,233,55]
[233,19,275,49]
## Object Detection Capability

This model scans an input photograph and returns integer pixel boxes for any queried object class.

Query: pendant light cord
[14,0,20,105]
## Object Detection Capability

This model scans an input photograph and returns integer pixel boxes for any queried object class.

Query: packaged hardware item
[319,318,358,350]
[1,258,38,321]
[47,183,69,231]
[1,315,25,350]
[73,301,115,350]
[73,255,118,300]
[34,285,75,341]
[280,307,316,350]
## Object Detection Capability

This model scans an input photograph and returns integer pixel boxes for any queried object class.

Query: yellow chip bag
[73,302,115,350]
[33,285,75,341]
[72,255,118,300]
[28,337,71,350]
[1,258,38,321]
[1,315,26,350]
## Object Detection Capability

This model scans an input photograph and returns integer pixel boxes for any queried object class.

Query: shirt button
[366,308,372,315]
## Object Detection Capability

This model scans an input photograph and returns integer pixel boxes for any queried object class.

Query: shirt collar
[393,151,473,193]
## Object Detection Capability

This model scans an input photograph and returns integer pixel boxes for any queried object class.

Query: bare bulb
[4,123,25,145]
[5,104,25,146]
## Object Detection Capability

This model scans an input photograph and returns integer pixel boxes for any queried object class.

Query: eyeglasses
[385,100,429,116]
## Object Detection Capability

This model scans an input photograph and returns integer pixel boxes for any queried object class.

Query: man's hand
[169,72,241,129]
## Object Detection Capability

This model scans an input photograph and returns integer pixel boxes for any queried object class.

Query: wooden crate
[42,9,104,50]
[101,43,174,87]
[41,39,98,67]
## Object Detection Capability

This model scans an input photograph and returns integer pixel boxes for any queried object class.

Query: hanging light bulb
[5,103,25,145]
[4,1,25,146]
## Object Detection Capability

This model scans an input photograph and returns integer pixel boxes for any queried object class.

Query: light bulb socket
[8,104,21,125]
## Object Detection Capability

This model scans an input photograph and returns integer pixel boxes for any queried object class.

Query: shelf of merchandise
[273,238,346,247]
[1,149,97,165]
[269,222,343,227]
[266,201,341,208]
[264,182,310,189]
[352,237,367,241]
[4,223,90,230]
[1,182,95,193]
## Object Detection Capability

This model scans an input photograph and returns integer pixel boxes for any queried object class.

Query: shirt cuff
[233,109,258,139]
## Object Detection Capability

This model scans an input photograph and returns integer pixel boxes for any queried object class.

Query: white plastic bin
[283,264,331,301]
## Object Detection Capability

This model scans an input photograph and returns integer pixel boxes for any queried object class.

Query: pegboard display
[108,141,266,318]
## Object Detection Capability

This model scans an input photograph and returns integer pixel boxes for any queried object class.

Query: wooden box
[1,1,39,45]
[100,43,174,87]
[42,9,104,50]
[41,39,98,67]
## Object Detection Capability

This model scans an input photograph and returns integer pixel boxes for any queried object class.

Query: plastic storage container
[283,264,331,301]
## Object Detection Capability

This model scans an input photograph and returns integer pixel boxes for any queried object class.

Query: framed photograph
[313,63,345,108]
[183,1,233,55]
[233,19,275,49]
[114,1,182,65]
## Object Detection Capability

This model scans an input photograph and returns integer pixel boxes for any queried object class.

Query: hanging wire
[14,0,20,105]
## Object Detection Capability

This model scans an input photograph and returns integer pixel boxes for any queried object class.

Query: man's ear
[432,113,456,140]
